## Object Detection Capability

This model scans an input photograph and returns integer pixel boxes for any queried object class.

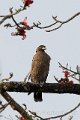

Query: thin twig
[33,12,80,32]
[0,73,13,82]
[58,62,78,75]
[0,7,26,25]
[44,102,80,119]
[29,110,44,120]
[0,100,12,113]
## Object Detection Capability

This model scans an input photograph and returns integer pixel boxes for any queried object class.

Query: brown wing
[31,51,51,83]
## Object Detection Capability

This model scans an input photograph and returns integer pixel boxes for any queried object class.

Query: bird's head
[36,45,46,52]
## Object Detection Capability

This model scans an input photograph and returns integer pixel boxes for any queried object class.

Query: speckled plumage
[31,45,51,102]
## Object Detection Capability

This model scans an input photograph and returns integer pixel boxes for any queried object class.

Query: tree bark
[0,81,80,95]
[0,91,33,120]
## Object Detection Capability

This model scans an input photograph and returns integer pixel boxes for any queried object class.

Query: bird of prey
[30,45,51,102]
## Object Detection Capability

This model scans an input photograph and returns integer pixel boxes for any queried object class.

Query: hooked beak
[42,46,47,50]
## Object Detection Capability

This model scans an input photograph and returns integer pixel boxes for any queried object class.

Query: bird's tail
[34,92,42,102]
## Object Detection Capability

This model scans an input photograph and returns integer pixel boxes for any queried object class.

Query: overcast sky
[1,0,80,120]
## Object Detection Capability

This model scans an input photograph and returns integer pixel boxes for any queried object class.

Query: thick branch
[0,91,32,120]
[0,82,80,95]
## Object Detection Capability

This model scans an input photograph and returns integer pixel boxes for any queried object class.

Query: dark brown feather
[31,45,51,101]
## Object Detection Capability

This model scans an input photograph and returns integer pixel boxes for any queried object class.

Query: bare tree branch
[0,101,11,113]
[29,110,44,120]
[0,81,80,95]
[0,91,33,120]
[0,7,26,25]
[44,102,80,119]
[58,62,78,75]
[0,73,13,83]
[33,12,80,32]
[1,10,80,33]
[58,62,80,83]
[28,103,79,120]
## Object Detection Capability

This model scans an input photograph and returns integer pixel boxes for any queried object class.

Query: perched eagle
[30,45,51,102]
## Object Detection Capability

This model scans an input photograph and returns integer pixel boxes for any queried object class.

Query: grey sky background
[1,0,80,120]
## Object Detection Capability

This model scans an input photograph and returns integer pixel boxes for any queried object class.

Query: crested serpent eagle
[30,45,51,102]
